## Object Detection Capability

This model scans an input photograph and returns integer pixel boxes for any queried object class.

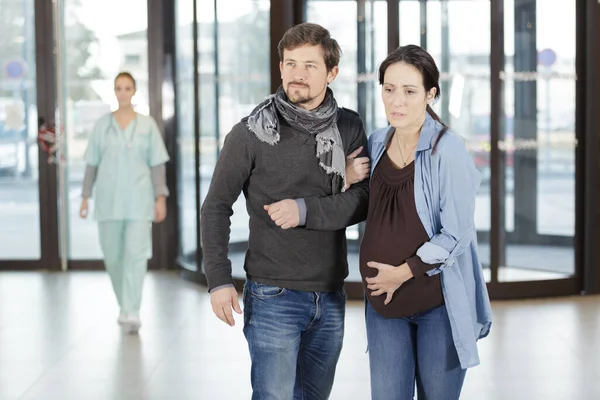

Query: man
[201,22,369,400]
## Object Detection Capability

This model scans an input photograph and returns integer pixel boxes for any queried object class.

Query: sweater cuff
[209,283,235,294]
[406,256,438,279]
[295,198,307,226]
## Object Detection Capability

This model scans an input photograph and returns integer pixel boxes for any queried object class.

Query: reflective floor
[0,271,598,399]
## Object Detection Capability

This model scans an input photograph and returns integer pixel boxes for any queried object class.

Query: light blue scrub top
[84,113,170,221]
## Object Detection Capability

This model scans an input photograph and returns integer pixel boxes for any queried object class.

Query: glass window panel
[399,0,421,46]
[198,1,270,278]
[176,0,197,267]
[306,1,358,110]
[306,1,364,245]
[426,0,491,279]
[62,0,149,259]
[500,0,575,281]
[364,1,389,134]
[0,0,40,259]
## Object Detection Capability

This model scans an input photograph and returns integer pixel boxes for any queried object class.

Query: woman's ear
[427,87,437,104]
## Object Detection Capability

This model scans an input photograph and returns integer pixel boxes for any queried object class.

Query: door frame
[0,0,177,272]
[0,0,60,271]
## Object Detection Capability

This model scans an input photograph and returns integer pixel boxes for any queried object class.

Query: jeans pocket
[336,285,348,301]
[243,280,249,301]
[250,281,287,299]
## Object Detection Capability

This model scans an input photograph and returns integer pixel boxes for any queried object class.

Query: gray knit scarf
[246,86,346,194]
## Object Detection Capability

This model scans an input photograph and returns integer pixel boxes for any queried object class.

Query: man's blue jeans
[243,280,346,400]
[366,301,466,400]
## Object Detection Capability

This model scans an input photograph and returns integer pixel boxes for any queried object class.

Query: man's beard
[287,84,317,105]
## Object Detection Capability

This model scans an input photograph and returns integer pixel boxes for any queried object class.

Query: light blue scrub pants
[98,220,151,316]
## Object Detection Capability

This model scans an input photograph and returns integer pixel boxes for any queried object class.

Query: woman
[80,72,169,334]
[354,45,492,399]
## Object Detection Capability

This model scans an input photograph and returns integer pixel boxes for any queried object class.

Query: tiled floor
[0,271,598,399]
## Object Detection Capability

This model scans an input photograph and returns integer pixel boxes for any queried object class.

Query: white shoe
[117,312,128,325]
[123,315,141,334]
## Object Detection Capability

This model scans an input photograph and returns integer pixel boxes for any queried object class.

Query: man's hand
[264,199,299,229]
[345,146,370,190]
[210,286,242,326]
[365,262,414,305]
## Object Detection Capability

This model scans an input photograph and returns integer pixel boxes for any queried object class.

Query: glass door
[0,0,57,269]
[197,0,271,280]
[420,0,492,281]
[417,0,580,297]
[498,0,577,282]
[1,0,154,270]
[306,0,388,257]
[59,0,149,265]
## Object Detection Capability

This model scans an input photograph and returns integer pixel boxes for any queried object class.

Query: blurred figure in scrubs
[79,72,170,334]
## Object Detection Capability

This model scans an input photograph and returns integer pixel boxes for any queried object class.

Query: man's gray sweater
[200,108,369,292]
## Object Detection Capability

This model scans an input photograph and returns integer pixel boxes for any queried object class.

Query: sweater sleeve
[151,164,169,197]
[200,123,254,291]
[81,165,98,198]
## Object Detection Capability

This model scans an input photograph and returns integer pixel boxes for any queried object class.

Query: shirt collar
[380,113,438,152]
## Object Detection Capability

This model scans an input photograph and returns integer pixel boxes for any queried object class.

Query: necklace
[395,133,419,167]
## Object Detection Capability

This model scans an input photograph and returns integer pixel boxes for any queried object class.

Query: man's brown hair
[277,23,342,72]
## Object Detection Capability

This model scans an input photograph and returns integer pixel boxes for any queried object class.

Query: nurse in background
[79,72,170,334]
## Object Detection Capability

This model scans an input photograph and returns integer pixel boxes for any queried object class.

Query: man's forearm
[302,178,369,231]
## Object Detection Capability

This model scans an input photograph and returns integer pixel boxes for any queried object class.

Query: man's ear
[327,66,339,84]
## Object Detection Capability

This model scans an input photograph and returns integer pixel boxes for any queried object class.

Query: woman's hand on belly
[365,262,414,305]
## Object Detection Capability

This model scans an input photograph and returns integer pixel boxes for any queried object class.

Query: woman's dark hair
[378,45,448,153]
[114,71,136,89]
